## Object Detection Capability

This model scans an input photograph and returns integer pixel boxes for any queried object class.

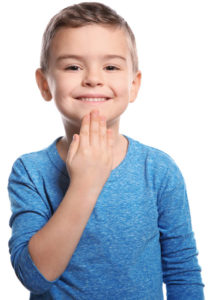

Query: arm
[8,110,113,294]
[8,158,57,294]
[8,159,99,294]
[28,110,113,282]
[157,160,205,299]
[28,182,99,281]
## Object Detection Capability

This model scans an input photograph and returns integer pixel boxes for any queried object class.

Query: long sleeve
[7,158,59,294]
[157,158,205,299]
[7,135,206,299]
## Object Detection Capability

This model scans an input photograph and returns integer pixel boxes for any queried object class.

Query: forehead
[50,24,131,60]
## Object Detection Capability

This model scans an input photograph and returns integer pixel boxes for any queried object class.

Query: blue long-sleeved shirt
[8,134,205,299]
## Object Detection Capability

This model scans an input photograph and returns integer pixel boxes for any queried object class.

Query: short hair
[40,2,139,75]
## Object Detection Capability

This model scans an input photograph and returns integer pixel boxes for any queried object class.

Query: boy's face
[37,24,141,129]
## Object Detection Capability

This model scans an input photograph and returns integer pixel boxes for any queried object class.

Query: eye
[65,65,81,71]
[105,65,120,71]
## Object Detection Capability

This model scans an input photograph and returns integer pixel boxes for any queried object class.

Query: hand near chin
[66,110,114,194]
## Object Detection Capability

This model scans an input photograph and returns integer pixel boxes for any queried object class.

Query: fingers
[67,134,79,164]
[90,110,99,147]
[99,115,107,148]
[79,113,90,149]
[106,129,113,148]
[79,109,112,149]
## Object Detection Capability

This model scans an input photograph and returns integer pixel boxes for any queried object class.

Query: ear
[35,68,52,101]
[129,70,141,103]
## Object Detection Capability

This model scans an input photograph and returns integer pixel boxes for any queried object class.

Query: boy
[8,2,205,299]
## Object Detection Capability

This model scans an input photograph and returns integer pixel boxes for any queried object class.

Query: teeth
[78,97,108,102]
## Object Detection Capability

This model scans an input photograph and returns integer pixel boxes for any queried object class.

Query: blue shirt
[8,135,205,299]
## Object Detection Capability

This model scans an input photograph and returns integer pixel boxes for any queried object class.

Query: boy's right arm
[28,110,114,281]
[28,182,100,282]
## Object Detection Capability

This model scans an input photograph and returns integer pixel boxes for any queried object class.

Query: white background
[1,0,209,299]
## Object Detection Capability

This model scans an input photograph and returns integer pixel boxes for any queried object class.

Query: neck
[61,115,123,156]
[57,115,128,170]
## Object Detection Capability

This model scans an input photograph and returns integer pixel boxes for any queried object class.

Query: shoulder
[8,141,54,185]
[130,136,178,168]
[11,147,48,173]
[129,136,184,184]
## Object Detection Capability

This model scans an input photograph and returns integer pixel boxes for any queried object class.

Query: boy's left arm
[157,158,205,300]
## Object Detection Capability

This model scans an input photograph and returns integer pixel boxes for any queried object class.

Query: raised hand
[66,109,114,193]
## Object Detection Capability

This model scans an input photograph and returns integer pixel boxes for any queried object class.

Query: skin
[35,24,141,169]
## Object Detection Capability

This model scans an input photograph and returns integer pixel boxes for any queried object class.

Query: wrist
[69,179,103,197]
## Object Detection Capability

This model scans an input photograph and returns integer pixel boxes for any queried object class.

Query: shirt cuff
[166,283,205,300]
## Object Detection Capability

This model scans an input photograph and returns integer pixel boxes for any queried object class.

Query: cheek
[110,73,129,95]
[50,74,75,98]
[112,75,130,97]
[55,82,68,98]
[49,74,78,115]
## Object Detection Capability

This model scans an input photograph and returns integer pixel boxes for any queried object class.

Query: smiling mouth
[75,97,111,103]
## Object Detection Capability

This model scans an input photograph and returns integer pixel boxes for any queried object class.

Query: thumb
[67,134,80,164]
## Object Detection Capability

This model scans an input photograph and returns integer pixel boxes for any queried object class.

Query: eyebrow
[56,54,127,63]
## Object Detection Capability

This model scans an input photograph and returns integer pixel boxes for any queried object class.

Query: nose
[82,68,104,87]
